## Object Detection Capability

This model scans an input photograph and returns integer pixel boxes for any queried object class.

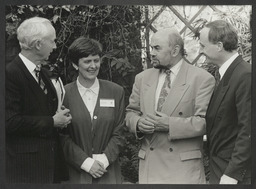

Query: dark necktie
[35,66,48,94]
[214,68,221,89]
[157,70,171,111]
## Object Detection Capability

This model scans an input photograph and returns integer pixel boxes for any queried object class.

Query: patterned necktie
[35,66,47,94]
[157,70,171,111]
[214,68,221,89]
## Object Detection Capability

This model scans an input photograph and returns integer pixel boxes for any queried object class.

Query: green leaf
[52,15,59,23]
[116,61,123,69]
[111,59,118,67]
[29,6,34,12]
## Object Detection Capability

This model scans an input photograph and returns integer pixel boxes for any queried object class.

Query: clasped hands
[137,111,169,134]
[53,105,72,129]
[89,160,107,179]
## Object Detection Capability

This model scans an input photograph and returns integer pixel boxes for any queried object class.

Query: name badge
[100,99,115,107]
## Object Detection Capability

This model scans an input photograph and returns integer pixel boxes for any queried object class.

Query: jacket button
[179,112,183,116]
[169,148,173,152]
[93,115,97,120]
[150,147,154,151]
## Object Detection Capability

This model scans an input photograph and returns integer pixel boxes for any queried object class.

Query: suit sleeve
[168,74,215,140]
[125,74,143,138]
[103,88,126,164]
[224,72,251,181]
[5,66,54,137]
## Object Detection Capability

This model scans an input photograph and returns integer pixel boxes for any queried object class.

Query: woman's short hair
[68,37,103,65]
[17,17,54,50]
[205,20,238,52]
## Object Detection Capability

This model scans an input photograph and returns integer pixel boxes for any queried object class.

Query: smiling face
[199,28,220,65]
[77,54,101,87]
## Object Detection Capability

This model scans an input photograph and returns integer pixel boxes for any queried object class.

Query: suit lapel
[207,56,242,132]
[16,56,47,101]
[151,61,189,144]
[143,69,160,115]
[161,60,189,115]
[70,82,92,121]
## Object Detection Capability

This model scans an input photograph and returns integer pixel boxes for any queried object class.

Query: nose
[150,48,156,56]
[90,61,96,68]
[150,52,156,60]
[53,42,57,49]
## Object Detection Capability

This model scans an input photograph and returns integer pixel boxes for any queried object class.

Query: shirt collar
[19,53,37,73]
[169,58,183,76]
[76,77,99,96]
[219,52,239,79]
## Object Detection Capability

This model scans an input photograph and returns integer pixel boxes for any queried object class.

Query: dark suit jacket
[206,55,251,184]
[5,55,68,183]
[60,80,125,183]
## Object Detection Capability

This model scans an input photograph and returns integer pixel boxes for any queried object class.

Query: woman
[60,37,125,183]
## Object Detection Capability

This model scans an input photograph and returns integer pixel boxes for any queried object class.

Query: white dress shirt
[219,52,239,80]
[77,78,99,119]
[52,78,65,112]
[155,59,183,111]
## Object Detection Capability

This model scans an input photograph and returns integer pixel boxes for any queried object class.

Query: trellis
[142,5,250,68]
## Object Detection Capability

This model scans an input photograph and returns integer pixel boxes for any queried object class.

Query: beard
[154,64,169,70]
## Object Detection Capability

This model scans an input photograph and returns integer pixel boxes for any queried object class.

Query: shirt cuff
[93,153,109,169]
[80,157,95,172]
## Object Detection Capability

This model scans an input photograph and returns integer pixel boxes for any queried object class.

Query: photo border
[1,0,255,189]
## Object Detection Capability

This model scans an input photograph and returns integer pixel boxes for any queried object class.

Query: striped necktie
[35,66,48,94]
[157,70,171,111]
[214,68,221,89]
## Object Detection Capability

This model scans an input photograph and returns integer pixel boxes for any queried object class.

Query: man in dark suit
[200,20,251,184]
[5,17,72,183]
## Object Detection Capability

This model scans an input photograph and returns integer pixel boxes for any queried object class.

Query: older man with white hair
[6,17,72,183]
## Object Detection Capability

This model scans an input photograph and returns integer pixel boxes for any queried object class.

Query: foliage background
[5,5,251,183]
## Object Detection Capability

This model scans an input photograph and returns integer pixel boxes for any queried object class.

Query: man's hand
[89,160,107,178]
[137,117,155,134]
[219,174,238,184]
[145,112,169,132]
[53,108,72,128]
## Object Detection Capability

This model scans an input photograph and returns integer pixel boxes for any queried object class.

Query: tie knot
[35,65,41,73]
[164,69,171,76]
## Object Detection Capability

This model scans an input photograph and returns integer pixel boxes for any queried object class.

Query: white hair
[17,17,54,50]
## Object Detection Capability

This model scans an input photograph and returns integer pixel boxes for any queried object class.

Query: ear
[35,40,42,50]
[72,63,79,70]
[171,45,181,57]
[216,42,223,51]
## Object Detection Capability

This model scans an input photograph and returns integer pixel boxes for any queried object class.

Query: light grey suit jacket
[126,60,215,184]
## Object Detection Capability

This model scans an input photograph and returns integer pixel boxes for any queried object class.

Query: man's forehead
[150,33,168,46]
[200,28,210,39]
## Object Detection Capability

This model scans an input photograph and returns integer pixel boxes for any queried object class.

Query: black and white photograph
[1,1,255,188]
